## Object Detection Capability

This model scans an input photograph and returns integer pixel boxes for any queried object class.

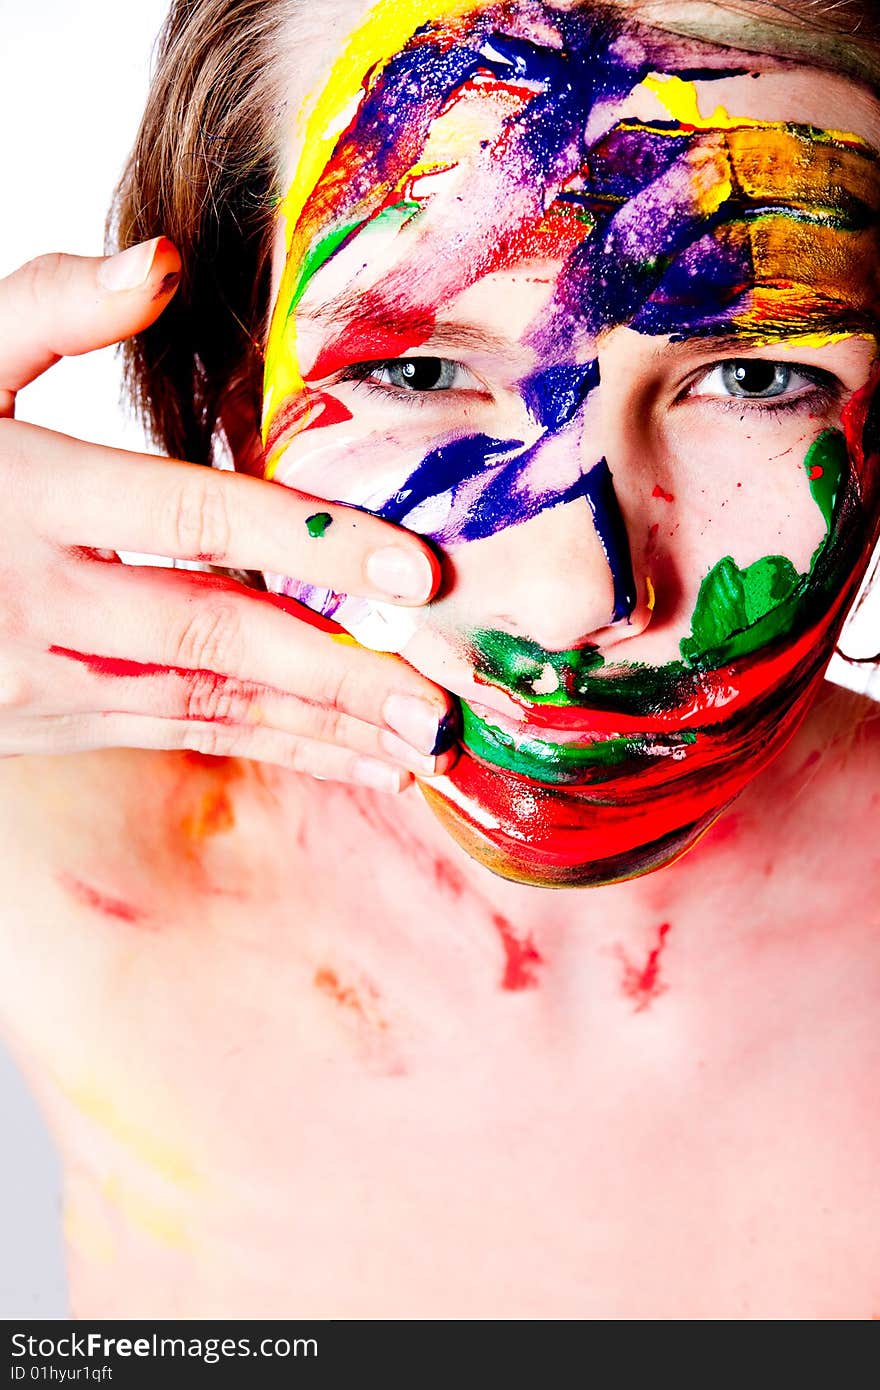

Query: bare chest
[0,739,879,1317]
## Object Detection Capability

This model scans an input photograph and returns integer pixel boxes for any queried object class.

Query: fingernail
[379,730,438,775]
[98,238,161,292]
[383,693,445,755]
[431,706,461,755]
[365,546,435,602]
[350,757,405,793]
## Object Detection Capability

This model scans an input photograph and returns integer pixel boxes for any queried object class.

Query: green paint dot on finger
[305,512,333,539]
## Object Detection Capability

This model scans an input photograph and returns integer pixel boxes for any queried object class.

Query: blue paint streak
[582,458,638,623]
[380,442,635,622]
[521,360,599,431]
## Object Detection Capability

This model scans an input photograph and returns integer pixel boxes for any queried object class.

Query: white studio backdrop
[0,0,171,1319]
[1,0,880,1319]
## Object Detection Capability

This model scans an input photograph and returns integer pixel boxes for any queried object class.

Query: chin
[418,758,724,887]
[416,618,844,889]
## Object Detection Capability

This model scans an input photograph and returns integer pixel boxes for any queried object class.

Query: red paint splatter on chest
[652,484,675,503]
[57,870,154,929]
[491,911,543,991]
[617,922,671,1013]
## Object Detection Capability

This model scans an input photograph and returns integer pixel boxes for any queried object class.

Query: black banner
[2,1320,569,1382]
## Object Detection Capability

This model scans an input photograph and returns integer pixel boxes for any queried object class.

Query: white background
[1,0,879,1320]
[0,0,170,1319]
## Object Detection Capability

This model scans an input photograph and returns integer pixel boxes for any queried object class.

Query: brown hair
[110,0,880,466]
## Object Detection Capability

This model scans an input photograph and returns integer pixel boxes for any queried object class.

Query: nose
[458,460,652,653]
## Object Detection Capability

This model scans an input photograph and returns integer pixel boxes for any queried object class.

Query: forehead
[270,2,880,352]
[274,0,880,190]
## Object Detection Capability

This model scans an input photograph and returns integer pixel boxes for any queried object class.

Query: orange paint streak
[314,966,389,1030]
[180,787,235,841]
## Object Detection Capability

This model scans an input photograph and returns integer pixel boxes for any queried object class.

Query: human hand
[0,239,457,791]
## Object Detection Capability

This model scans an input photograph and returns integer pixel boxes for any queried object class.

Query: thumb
[0,237,181,409]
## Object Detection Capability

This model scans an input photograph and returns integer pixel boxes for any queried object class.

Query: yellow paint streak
[646,576,656,612]
[263,0,490,447]
[279,0,486,252]
[103,1174,190,1251]
[641,74,866,149]
[60,1078,202,1191]
[63,1199,116,1266]
[642,73,763,131]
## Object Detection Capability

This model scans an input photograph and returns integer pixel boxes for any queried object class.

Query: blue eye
[382,358,458,390]
[344,356,482,396]
[720,361,792,398]
[695,358,833,402]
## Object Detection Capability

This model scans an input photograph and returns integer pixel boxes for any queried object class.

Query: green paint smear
[805,427,844,532]
[470,629,605,705]
[679,429,846,669]
[286,200,423,320]
[466,428,849,779]
[305,511,333,539]
[461,700,696,783]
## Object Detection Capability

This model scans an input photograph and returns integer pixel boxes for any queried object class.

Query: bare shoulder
[0,743,306,956]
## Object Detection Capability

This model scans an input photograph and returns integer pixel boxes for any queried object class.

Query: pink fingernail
[383,694,443,755]
[365,547,435,602]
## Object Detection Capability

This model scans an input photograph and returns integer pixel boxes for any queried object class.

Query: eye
[344,356,482,395]
[381,358,458,390]
[691,358,833,402]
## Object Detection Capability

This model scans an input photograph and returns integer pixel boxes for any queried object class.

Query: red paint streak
[306,294,434,382]
[652,484,675,503]
[809,464,824,482]
[49,646,172,679]
[491,911,542,991]
[57,871,153,928]
[433,854,466,898]
[618,922,671,1013]
[264,389,353,458]
[314,966,388,1029]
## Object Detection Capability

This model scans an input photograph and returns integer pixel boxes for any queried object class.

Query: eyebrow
[296,287,518,356]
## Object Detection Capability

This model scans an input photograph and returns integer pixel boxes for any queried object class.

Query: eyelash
[682,361,842,417]
[340,356,844,416]
[341,358,484,407]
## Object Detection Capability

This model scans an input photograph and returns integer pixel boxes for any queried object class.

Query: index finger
[13,422,441,605]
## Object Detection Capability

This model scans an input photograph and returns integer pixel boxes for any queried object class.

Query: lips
[460,698,698,785]
[420,581,861,886]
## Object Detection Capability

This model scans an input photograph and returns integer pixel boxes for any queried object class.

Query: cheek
[648,423,829,581]
[269,405,423,509]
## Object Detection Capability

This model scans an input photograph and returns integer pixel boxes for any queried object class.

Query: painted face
[259,0,880,887]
